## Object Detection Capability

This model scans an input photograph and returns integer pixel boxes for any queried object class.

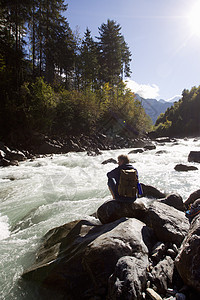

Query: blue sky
[65,0,200,101]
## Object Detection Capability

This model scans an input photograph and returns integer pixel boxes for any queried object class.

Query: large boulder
[22,217,154,299]
[97,199,147,224]
[175,214,200,293]
[145,201,190,246]
[159,194,184,212]
[188,151,200,163]
[140,183,166,199]
[174,164,198,172]
[108,255,148,299]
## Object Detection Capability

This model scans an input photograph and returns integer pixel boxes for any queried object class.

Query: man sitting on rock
[107,154,142,201]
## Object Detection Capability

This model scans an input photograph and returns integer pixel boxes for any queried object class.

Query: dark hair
[118,155,129,164]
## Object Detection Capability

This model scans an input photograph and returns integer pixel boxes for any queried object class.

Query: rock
[145,201,190,246]
[151,242,167,264]
[159,194,184,212]
[150,256,174,295]
[128,148,144,154]
[108,255,148,299]
[174,164,198,172]
[97,199,147,225]
[0,158,11,167]
[155,137,175,143]
[144,144,156,150]
[0,150,6,158]
[6,150,26,161]
[101,158,117,165]
[188,151,200,163]
[175,292,186,300]
[146,287,163,300]
[22,218,153,299]
[175,214,200,293]
[155,150,168,155]
[167,248,177,259]
[184,190,200,209]
[37,141,62,154]
[140,183,166,199]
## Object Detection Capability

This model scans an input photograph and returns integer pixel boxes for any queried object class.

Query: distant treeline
[153,86,200,137]
[0,0,152,145]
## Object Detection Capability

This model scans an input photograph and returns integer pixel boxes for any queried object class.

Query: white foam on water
[0,138,200,299]
[0,214,10,240]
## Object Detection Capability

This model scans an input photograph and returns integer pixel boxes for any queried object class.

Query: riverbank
[0,132,159,167]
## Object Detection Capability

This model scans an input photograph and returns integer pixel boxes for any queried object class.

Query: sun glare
[188,1,200,37]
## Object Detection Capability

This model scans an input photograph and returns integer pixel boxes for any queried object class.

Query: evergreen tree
[27,0,75,84]
[79,28,99,90]
[97,19,131,85]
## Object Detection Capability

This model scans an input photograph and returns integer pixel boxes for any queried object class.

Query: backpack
[118,169,138,198]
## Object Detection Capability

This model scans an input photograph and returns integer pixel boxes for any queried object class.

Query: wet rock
[188,151,200,163]
[159,194,184,212]
[140,183,166,199]
[155,150,168,155]
[144,144,156,150]
[175,214,200,293]
[22,218,153,299]
[0,158,11,167]
[5,149,26,161]
[155,137,175,143]
[101,158,117,165]
[128,148,144,154]
[174,164,198,172]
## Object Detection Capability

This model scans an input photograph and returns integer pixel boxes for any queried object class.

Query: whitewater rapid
[0,138,200,299]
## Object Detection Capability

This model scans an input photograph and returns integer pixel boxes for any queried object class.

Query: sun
[188,1,200,37]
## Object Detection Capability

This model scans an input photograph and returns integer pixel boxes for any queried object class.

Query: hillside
[152,86,200,137]
[135,94,178,124]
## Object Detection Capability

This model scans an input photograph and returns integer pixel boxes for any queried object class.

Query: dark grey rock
[22,218,154,299]
[175,214,200,293]
[150,256,174,295]
[101,158,117,165]
[159,194,184,212]
[140,183,166,199]
[145,201,190,246]
[174,164,198,172]
[188,151,200,163]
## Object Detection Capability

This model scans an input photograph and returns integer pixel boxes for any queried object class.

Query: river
[0,138,200,299]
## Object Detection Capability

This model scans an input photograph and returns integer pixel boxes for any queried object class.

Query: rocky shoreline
[1,133,200,168]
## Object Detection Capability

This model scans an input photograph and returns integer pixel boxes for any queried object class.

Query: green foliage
[153,85,200,137]
[0,1,152,144]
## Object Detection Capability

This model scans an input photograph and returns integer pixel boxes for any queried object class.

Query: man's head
[118,155,129,166]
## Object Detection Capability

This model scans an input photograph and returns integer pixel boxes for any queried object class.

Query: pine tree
[79,28,99,90]
[97,19,131,85]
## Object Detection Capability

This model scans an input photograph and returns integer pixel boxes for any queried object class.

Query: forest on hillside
[153,86,200,138]
[0,0,152,147]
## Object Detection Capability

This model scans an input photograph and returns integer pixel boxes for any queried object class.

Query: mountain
[136,94,181,124]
